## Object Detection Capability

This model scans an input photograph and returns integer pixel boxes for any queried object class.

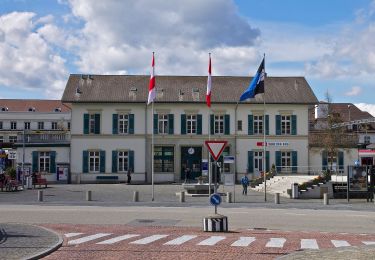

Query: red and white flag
[206,54,212,107]
[147,52,156,105]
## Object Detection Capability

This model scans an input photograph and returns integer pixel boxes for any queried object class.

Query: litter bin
[26,176,33,189]
[292,183,299,199]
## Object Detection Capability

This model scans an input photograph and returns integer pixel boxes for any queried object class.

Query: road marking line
[331,240,351,247]
[363,241,375,245]
[266,238,286,248]
[164,235,197,245]
[64,233,84,238]
[231,237,256,247]
[197,236,226,246]
[68,233,112,245]
[96,234,140,245]
[130,235,168,245]
[301,239,319,249]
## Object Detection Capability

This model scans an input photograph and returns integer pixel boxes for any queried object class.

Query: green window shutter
[291,115,297,135]
[129,114,135,134]
[322,151,328,171]
[168,114,174,134]
[292,151,298,173]
[50,151,56,174]
[197,114,202,135]
[276,115,281,135]
[82,151,88,173]
[266,151,270,172]
[129,150,134,171]
[94,114,100,134]
[83,114,89,134]
[338,151,344,170]
[153,114,158,134]
[100,150,105,173]
[247,151,254,173]
[181,114,186,135]
[265,115,269,135]
[112,151,117,173]
[224,115,230,135]
[276,151,281,172]
[248,115,253,135]
[32,151,38,173]
[210,114,214,135]
[112,114,118,134]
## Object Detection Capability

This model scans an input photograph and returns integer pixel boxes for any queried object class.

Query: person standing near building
[241,174,250,195]
[127,168,132,184]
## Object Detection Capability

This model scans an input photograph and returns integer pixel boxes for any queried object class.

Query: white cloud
[355,103,375,117]
[345,86,362,96]
[0,12,68,99]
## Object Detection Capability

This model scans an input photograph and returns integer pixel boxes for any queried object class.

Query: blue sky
[0,0,374,115]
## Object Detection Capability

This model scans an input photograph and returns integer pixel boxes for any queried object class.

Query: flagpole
[263,53,267,202]
[152,101,155,201]
[208,53,212,197]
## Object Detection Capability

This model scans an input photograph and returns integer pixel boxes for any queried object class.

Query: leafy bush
[6,167,16,179]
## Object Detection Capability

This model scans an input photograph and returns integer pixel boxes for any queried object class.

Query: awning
[359,149,375,156]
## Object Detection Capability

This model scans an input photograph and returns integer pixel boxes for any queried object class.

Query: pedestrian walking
[127,168,132,184]
[241,174,249,195]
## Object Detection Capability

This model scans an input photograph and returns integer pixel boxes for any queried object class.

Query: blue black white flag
[239,57,265,101]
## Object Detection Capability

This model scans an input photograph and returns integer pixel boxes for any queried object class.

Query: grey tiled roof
[62,74,318,104]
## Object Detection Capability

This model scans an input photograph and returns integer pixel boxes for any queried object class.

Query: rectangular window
[67,122,71,130]
[51,122,58,130]
[11,121,17,130]
[281,151,292,171]
[237,120,242,131]
[214,115,224,134]
[38,122,44,130]
[364,136,371,144]
[158,114,168,134]
[24,122,30,130]
[89,151,100,173]
[39,151,50,172]
[9,136,17,143]
[118,114,129,134]
[0,136,3,142]
[254,151,263,172]
[154,146,174,172]
[118,151,129,172]
[186,114,197,134]
[89,114,96,134]
[281,115,291,135]
[327,152,337,171]
[0,121,3,129]
[253,115,263,135]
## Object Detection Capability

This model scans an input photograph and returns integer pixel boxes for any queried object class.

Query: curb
[24,224,63,260]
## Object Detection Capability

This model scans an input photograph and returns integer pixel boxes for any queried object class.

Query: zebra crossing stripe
[197,236,226,246]
[331,240,351,247]
[301,239,319,249]
[231,237,256,247]
[266,238,286,248]
[164,235,197,245]
[362,241,375,245]
[68,233,112,245]
[96,234,140,245]
[130,235,168,245]
[64,233,84,238]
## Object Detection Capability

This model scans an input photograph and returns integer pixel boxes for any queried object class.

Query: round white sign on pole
[188,147,195,155]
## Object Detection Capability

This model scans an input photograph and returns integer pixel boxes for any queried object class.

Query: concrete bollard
[226,192,232,203]
[275,193,280,204]
[86,190,92,201]
[133,191,139,202]
[179,191,185,203]
[323,193,329,205]
[38,190,43,202]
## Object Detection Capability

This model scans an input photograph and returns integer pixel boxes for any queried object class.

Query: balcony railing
[16,132,70,144]
[309,132,358,147]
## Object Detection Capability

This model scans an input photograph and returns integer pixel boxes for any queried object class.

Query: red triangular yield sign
[205,140,228,161]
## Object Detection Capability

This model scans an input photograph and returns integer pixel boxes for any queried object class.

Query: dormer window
[1,107,8,112]
[54,107,62,112]
[28,107,36,112]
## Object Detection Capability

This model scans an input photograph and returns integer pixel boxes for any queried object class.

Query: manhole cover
[137,219,155,223]
[128,219,180,226]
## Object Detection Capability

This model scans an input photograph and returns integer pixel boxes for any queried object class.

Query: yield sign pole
[205,141,227,196]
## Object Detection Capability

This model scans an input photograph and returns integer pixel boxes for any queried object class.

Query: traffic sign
[210,193,222,206]
[205,140,227,161]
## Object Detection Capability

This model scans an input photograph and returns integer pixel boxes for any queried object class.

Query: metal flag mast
[207,53,212,197]
[262,53,267,202]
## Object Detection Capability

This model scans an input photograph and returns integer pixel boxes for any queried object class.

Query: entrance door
[254,151,263,177]
[181,146,202,181]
